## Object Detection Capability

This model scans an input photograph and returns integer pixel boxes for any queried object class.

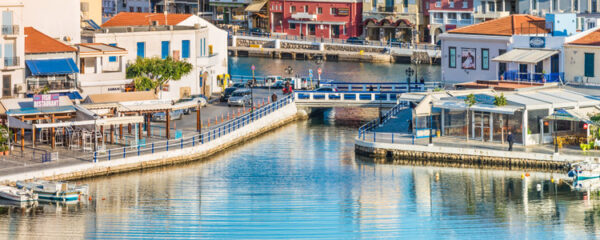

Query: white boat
[16,181,86,202]
[568,162,600,181]
[0,185,38,202]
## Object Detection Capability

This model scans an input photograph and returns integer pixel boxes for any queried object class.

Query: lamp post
[405,67,414,93]
[249,78,254,114]
[429,101,433,145]
[554,111,558,153]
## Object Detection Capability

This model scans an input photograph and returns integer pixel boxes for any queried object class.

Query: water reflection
[0,119,599,238]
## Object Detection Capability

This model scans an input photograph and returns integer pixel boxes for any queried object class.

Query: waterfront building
[23,0,81,44]
[440,13,576,84]
[269,0,363,39]
[154,0,201,14]
[0,0,25,99]
[209,0,250,25]
[401,86,600,146]
[245,0,269,31]
[361,0,420,42]
[23,27,80,99]
[564,27,600,85]
[77,43,129,95]
[91,12,228,100]
[102,0,152,23]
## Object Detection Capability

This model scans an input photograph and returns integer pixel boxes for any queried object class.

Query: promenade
[0,89,294,182]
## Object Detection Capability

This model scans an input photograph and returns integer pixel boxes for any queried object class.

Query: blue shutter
[182,40,190,58]
[136,42,145,58]
[109,43,117,62]
[585,53,595,77]
[161,41,170,59]
[2,11,12,26]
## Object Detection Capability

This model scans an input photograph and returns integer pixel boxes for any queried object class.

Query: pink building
[269,0,363,39]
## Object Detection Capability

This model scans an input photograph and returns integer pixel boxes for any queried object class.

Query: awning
[31,116,144,129]
[433,101,521,114]
[545,108,600,124]
[492,49,559,64]
[171,99,199,111]
[25,58,79,76]
[245,0,267,12]
[26,91,82,100]
[209,2,245,7]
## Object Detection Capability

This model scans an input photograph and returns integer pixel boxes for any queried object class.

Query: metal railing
[294,91,401,103]
[357,102,408,140]
[1,25,19,35]
[93,95,295,162]
[323,81,441,92]
[3,57,18,67]
[502,70,564,83]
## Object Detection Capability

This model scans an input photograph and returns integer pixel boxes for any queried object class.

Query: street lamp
[554,111,558,153]
[429,101,433,145]
[249,78,254,114]
[405,67,414,93]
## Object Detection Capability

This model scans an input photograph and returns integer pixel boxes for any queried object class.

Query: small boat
[0,185,38,202]
[16,181,85,202]
[568,162,600,181]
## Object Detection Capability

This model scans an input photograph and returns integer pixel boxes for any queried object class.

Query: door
[2,75,11,97]
[309,24,316,35]
[498,49,506,78]
[332,25,340,38]
[519,64,528,81]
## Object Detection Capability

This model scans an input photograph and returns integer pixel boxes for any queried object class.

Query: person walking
[507,131,514,151]
[271,92,278,102]
[300,32,304,40]
[369,85,374,92]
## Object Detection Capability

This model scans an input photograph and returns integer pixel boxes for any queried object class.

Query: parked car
[264,76,282,87]
[152,109,184,122]
[228,89,252,107]
[232,82,246,88]
[220,87,238,102]
[174,96,206,114]
[272,80,284,89]
[315,87,337,92]
[346,37,364,45]
[250,28,267,36]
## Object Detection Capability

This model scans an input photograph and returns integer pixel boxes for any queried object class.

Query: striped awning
[492,48,559,64]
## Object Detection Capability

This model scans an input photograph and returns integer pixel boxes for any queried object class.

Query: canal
[0,58,599,238]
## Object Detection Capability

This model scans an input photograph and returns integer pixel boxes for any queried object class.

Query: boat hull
[36,192,80,202]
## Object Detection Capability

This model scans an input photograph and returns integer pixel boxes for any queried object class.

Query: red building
[269,0,362,39]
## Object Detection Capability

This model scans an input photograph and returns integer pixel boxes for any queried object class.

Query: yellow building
[81,0,102,27]
[362,0,424,43]
[565,28,600,84]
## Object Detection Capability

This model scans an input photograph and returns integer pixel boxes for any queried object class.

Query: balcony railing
[458,19,473,25]
[26,78,76,92]
[378,6,395,12]
[502,70,564,83]
[2,25,19,35]
[433,18,444,24]
[447,19,457,24]
[3,57,19,68]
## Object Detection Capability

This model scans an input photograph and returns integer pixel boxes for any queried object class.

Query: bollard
[227,112,230,121]
[137,145,140,156]
[193,136,195,147]
[108,149,111,161]
[207,120,210,128]
[392,133,394,143]
[166,140,169,151]
[152,142,155,153]
[94,152,97,163]
[181,138,183,149]
[123,147,126,158]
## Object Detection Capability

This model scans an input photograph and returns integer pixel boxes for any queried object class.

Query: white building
[92,12,228,100]
[78,43,129,95]
[23,0,81,44]
[0,0,25,99]
[440,14,577,84]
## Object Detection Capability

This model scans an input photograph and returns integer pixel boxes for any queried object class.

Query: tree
[464,94,476,141]
[126,57,193,93]
[494,93,507,106]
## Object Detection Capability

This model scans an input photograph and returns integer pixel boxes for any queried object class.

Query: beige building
[81,0,103,27]
[564,27,600,85]
[362,0,424,43]
[0,0,26,99]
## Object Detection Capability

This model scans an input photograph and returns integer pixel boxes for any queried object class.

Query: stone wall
[324,44,385,53]
[280,42,319,50]
[236,38,273,48]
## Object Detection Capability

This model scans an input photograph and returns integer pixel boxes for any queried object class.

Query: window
[574,0,579,11]
[593,0,598,12]
[161,41,170,59]
[137,7,142,12]
[499,49,506,77]
[289,23,296,29]
[489,1,495,11]
[372,0,377,8]
[129,7,134,12]
[449,0,454,7]
[585,53,595,77]
[2,11,13,34]
[304,5,308,12]
[436,0,441,7]
[290,6,296,13]
[317,7,322,14]
[481,48,489,70]
[137,42,145,58]
[331,8,338,15]
[182,40,190,59]
[448,13,457,19]
[449,47,456,68]
[462,1,468,8]
[198,38,206,56]
[109,43,117,62]
[2,75,10,97]
[460,13,470,19]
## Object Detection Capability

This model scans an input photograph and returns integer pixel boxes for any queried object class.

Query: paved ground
[0,88,286,176]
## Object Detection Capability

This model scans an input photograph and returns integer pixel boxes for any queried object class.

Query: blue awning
[26,91,82,100]
[26,58,79,76]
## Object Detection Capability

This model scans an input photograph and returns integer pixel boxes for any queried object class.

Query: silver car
[228,89,252,107]
[152,109,184,122]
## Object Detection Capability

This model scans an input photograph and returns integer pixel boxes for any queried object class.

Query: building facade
[361,0,422,42]
[96,12,228,100]
[564,27,600,85]
[269,0,363,39]
[78,43,129,95]
[102,0,152,23]
[209,0,251,25]
[81,0,103,28]
[23,0,81,44]
[0,1,25,99]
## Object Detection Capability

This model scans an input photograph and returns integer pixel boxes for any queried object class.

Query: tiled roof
[448,15,548,36]
[101,12,192,27]
[568,29,600,46]
[24,27,76,54]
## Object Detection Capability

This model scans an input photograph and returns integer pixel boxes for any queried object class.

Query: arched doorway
[433,28,443,45]
[201,71,211,97]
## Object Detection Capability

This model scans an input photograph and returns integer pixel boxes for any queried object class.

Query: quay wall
[354,139,586,172]
[0,103,306,183]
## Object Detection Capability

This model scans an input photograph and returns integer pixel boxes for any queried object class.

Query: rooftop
[101,12,192,28]
[24,27,76,54]
[568,28,600,46]
[78,43,128,56]
[455,80,548,91]
[85,91,157,104]
[448,15,548,36]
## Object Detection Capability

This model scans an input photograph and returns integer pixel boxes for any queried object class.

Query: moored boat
[16,181,85,202]
[0,185,38,202]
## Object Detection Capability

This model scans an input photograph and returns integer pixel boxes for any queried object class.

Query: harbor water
[0,58,599,238]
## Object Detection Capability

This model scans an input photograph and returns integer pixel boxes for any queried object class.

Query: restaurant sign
[33,94,60,108]
[529,37,545,48]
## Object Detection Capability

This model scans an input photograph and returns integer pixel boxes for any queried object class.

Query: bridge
[294,81,439,108]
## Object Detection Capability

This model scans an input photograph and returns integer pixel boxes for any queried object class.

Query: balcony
[433,18,444,24]
[291,12,317,20]
[1,25,19,35]
[378,6,395,12]
[473,11,510,19]
[197,53,220,67]
[26,78,77,93]
[3,57,19,68]
[446,18,457,24]
[458,19,473,25]
[503,70,564,83]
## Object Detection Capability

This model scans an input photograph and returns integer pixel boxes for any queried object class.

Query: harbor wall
[0,103,305,183]
[354,139,585,172]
